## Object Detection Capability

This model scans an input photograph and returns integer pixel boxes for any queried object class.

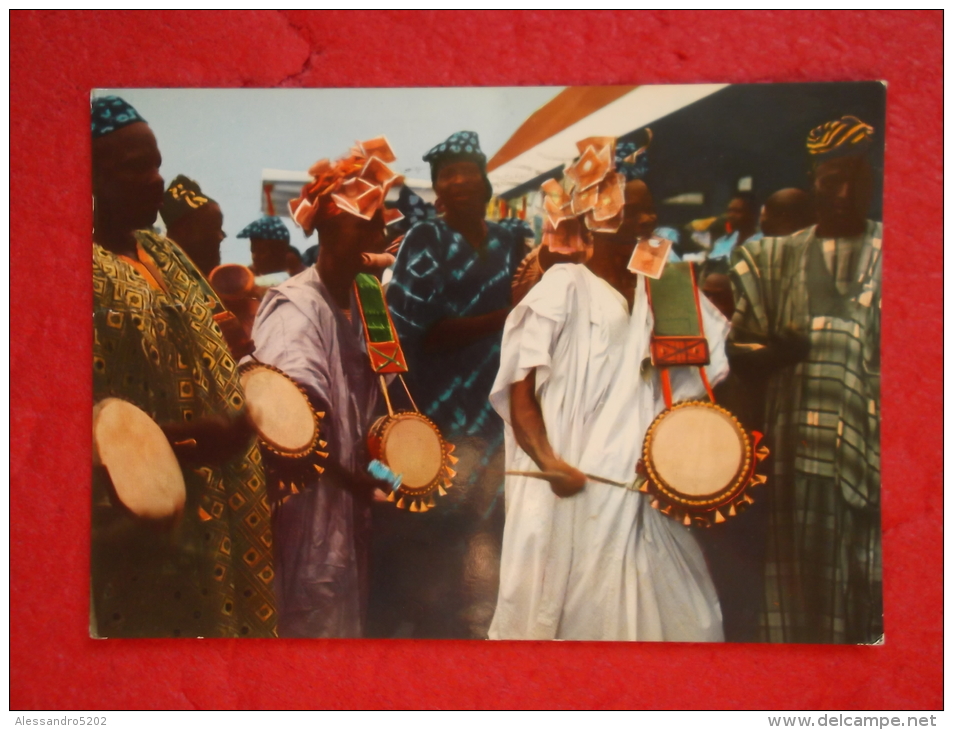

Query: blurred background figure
[302,243,320,268]
[705,192,761,277]
[208,263,260,341]
[286,245,306,276]
[237,215,293,288]
[760,187,814,237]
[697,192,762,319]
[160,175,225,277]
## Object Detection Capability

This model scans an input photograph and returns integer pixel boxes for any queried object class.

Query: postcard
[90,82,885,644]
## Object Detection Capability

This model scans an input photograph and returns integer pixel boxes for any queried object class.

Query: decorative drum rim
[238,361,323,460]
[368,411,451,498]
[642,400,752,511]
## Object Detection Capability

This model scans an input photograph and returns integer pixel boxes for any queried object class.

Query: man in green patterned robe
[728,116,882,644]
[91,96,277,638]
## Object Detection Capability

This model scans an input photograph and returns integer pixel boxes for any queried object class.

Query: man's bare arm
[510,369,586,498]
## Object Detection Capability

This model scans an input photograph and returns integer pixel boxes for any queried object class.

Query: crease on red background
[10,9,942,710]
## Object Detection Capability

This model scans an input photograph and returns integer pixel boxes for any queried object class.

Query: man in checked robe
[728,116,883,644]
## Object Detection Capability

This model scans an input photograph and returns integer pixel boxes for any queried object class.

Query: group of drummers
[91,95,883,644]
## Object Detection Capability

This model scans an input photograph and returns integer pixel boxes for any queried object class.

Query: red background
[10,10,942,710]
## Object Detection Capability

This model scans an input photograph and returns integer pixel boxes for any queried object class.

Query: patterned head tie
[91,95,147,138]
[236,215,290,243]
[423,131,486,177]
[807,115,875,162]
[539,132,650,253]
[423,131,493,201]
[289,137,404,236]
[160,175,215,227]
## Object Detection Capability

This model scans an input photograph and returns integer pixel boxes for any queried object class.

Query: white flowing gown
[488,263,729,641]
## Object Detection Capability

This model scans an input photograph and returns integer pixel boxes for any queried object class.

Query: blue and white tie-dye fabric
[387,218,522,443]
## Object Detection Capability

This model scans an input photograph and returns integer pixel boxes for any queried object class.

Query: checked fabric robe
[730,221,883,644]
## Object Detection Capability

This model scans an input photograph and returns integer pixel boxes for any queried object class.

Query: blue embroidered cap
[91,95,147,138]
[236,216,290,243]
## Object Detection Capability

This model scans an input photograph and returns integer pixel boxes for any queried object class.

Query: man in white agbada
[488,179,728,641]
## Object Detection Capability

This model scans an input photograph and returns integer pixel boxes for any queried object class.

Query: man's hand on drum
[162,413,256,466]
[321,458,392,502]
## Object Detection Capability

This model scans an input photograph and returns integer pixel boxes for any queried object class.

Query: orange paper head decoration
[289,137,405,236]
[540,134,647,254]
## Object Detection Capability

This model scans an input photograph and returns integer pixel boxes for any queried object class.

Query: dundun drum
[92,398,186,520]
[645,402,749,506]
[239,364,317,457]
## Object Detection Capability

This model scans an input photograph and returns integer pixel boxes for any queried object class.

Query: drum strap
[647,262,715,408]
[353,273,409,374]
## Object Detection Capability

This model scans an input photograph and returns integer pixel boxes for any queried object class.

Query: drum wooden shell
[367,412,450,498]
[92,398,186,520]
[238,362,324,462]
[642,401,752,517]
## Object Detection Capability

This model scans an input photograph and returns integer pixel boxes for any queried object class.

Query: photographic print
[90,81,885,644]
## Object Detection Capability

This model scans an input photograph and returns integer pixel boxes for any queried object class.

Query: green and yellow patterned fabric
[92,230,277,638]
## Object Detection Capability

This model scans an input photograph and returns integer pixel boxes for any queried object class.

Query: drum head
[93,399,186,519]
[382,414,444,490]
[240,366,315,454]
[649,403,746,499]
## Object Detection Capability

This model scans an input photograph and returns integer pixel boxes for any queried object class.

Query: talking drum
[238,361,328,476]
[367,411,456,512]
[640,400,768,527]
[92,398,186,520]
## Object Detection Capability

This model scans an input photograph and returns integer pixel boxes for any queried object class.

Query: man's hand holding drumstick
[510,370,587,498]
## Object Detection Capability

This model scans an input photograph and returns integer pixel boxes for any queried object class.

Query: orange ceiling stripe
[486,85,638,172]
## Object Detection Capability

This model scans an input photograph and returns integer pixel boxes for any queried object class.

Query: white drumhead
[650,405,744,497]
[93,399,186,519]
[383,416,443,489]
[240,367,315,452]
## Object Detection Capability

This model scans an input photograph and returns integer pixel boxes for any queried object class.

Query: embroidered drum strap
[353,273,409,374]
[646,262,715,407]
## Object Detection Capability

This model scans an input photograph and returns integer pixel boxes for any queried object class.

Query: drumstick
[504,470,630,489]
